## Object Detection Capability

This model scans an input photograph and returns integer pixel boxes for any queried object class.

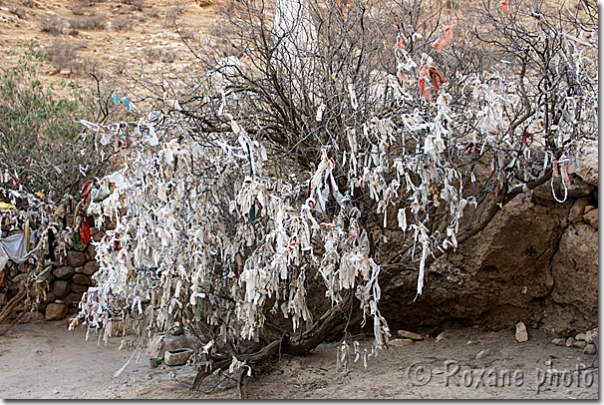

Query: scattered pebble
[515,322,528,342]
[397,330,424,341]
[575,333,586,341]
[389,338,414,347]
[573,341,587,349]
[585,328,598,344]
[476,348,495,359]
[551,338,566,346]
[566,337,576,347]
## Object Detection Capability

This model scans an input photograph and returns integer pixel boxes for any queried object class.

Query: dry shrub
[68,2,86,15]
[120,0,147,10]
[112,17,131,31]
[146,8,161,18]
[143,47,176,63]
[8,6,27,19]
[68,15,106,31]
[19,0,36,7]
[45,39,91,73]
[38,15,64,35]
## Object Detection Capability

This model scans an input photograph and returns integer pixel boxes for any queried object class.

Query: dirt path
[0,320,598,399]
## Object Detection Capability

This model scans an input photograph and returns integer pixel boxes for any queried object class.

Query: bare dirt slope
[0,320,598,399]
[0,0,219,100]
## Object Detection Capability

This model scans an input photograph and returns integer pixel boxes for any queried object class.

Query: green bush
[0,44,106,202]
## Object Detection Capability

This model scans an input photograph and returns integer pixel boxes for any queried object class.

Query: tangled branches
[71,0,597,385]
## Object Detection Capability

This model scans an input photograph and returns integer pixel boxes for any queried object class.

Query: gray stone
[476,348,496,359]
[70,283,89,294]
[575,332,586,341]
[66,250,87,267]
[52,266,75,280]
[163,335,197,353]
[397,330,424,340]
[45,303,69,321]
[575,139,598,187]
[44,292,57,304]
[566,337,576,347]
[573,340,587,349]
[515,321,528,342]
[389,338,414,347]
[92,231,104,243]
[551,338,566,346]
[164,348,194,366]
[67,292,83,304]
[72,273,91,286]
[51,280,70,299]
[583,343,597,355]
[583,208,598,230]
[85,244,97,261]
[83,261,100,276]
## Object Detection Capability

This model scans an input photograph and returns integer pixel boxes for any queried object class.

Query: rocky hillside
[0,0,219,101]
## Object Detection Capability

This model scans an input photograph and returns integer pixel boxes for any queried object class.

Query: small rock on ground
[476,348,496,359]
[389,338,414,347]
[573,341,587,349]
[397,330,424,340]
[551,338,566,346]
[583,343,597,355]
[515,322,528,342]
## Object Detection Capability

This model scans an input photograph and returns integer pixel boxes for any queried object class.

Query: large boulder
[543,222,598,335]
[380,192,570,334]
[575,140,598,187]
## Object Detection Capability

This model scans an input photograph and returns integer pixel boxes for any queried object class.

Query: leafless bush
[145,8,161,18]
[45,39,87,73]
[112,17,131,31]
[119,0,147,10]
[143,47,176,63]
[77,0,598,392]
[68,2,86,15]
[38,15,64,35]
[18,0,36,7]
[68,15,106,31]
[8,6,27,19]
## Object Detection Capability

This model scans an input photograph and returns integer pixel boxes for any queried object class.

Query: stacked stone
[44,228,102,321]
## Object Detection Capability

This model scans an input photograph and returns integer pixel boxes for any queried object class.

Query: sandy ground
[0,320,598,399]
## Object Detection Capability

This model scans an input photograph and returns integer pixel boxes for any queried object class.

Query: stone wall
[42,228,102,321]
